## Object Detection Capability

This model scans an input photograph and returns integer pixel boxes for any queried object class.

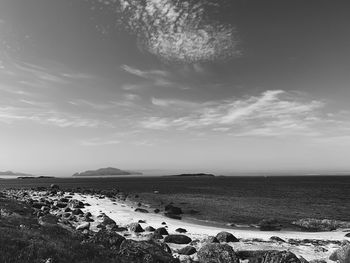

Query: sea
[1,175,349,227]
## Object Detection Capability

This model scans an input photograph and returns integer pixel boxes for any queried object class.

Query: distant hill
[165,173,215,177]
[72,167,142,177]
[0,171,33,176]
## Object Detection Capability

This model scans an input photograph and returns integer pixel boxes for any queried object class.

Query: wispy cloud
[141,90,326,136]
[80,138,121,146]
[0,106,110,128]
[122,65,169,79]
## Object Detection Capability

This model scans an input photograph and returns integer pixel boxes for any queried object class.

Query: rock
[50,184,59,189]
[145,226,156,232]
[329,244,350,263]
[309,260,326,263]
[164,213,182,220]
[258,218,282,231]
[154,209,160,213]
[115,227,128,232]
[38,214,58,226]
[72,208,83,215]
[178,246,197,255]
[165,204,183,215]
[270,236,286,242]
[249,250,301,263]
[84,212,92,218]
[161,222,167,225]
[236,250,267,260]
[345,233,350,238]
[32,202,46,209]
[164,234,192,244]
[129,222,144,233]
[175,228,187,233]
[69,199,85,209]
[138,220,146,223]
[135,208,149,213]
[215,231,239,243]
[151,232,164,240]
[154,227,169,236]
[197,243,239,263]
[87,229,125,250]
[60,198,69,203]
[204,236,220,243]
[56,202,68,208]
[76,222,90,230]
[117,239,179,263]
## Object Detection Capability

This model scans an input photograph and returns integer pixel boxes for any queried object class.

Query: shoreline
[2,187,349,262]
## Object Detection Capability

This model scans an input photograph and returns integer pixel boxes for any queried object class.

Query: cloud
[80,138,121,146]
[88,0,241,63]
[141,90,325,136]
[122,65,170,79]
[0,105,110,128]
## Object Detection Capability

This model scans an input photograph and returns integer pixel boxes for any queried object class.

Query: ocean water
[1,175,349,225]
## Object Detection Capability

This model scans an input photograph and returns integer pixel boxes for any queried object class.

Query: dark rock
[270,236,286,243]
[50,184,59,189]
[135,208,149,213]
[154,209,160,213]
[72,208,83,215]
[145,226,156,232]
[117,239,179,263]
[345,233,350,238]
[164,213,182,220]
[60,198,69,203]
[164,234,192,244]
[215,231,239,243]
[236,250,267,260]
[151,232,164,240]
[249,250,301,263]
[178,246,197,255]
[258,218,282,231]
[154,227,168,236]
[175,228,187,233]
[161,222,167,225]
[204,236,220,243]
[84,212,92,218]
[64,207,71,212]
[87,229,125,250]
[129,222,144,233]
[115,227,128,232]
[329,244,350,263]
[138,220,146,223]
[32,202,46,209]
[197,243,239,263]
[56,202,68,208]
[69,199,85,209]
[165,204,183,215]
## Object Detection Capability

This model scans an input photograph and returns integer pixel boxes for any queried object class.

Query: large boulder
[117,239,179,263]
[97,213,117,230]
[249,250,301,263]
[258,218,282,231]
[216,231,239,243]
[87,229,125,250]
[69,199,85,209]
[329,244,350,263]
[154,227,169,236]
[164,234,192,244]
[129,222,144,233]
[165,204,183,215]
[178,246,197,255]
[197,243,239,263]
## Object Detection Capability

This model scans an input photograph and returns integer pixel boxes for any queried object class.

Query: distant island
[0,171,34,177]
[165,173,215,177]
[72,167,142,177]
[17,176,55,179]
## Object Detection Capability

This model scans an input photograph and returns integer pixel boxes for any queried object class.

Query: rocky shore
[1,185,349,263]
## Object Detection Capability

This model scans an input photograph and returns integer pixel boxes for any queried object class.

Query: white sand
[73,193,349,262]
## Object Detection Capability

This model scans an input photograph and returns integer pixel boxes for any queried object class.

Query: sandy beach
[68,192,349,262]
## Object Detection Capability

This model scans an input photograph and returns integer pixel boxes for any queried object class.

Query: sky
[1,0,350,176]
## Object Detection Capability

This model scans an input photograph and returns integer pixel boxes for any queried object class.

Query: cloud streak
[141,90,326,136]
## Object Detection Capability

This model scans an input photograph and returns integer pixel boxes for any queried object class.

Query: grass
[0,193,120,263]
